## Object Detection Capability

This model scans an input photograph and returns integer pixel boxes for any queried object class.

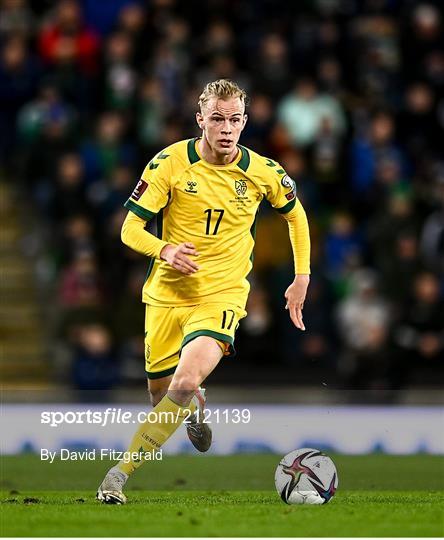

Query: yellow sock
[117,394,195,475]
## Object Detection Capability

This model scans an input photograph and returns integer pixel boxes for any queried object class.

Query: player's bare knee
[171,371,199,391]
[168,373,198,405]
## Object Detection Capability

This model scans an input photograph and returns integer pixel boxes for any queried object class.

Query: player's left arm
[265,166,310,331]
[281,199,310,331]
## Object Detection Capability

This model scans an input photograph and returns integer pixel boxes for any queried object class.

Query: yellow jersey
[124,138,298,308]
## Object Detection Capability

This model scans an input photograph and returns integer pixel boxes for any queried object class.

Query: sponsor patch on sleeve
[131,179,148,201]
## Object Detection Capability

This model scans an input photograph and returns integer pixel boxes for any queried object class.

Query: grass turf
[1,454,443,537]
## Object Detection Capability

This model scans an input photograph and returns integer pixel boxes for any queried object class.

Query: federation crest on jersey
[235,179,247,196]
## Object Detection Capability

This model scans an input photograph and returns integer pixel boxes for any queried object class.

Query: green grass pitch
[1,454,443,537]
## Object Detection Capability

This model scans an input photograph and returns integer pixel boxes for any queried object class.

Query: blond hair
[198,79,248,111]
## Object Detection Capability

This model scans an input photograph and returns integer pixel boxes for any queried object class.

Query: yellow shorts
[144,303,246,379]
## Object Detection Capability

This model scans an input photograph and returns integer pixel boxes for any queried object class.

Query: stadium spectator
[80,110,135,184]
[402,3,443,82]
[293,274,337,369]
[254,33,291,99]
[38,0,99,74]
[382,232,423,306]
[0,36,40,164]
[97,164,135,219]
[316,57,344,96]
[71,323,120,399]
[399,82,440,160]
[336,269,391,390]
[0,0,35,38]
[55,214,96,268]
[100,30,137,111]
[350,111,406,201]
[58,250,105,308]
[48,153,89,222]
[324,212,364,292]
[116,3,147,46]
[238,282,275,368]
[201,20,235,61]
[17,84,75,145]
[391,271,444,387]
[241,93,274,155]
[420,206,444,274]
[136,76,168,154]
[350,11,400,107]
[278,77,346,148]
[370,191,418,243]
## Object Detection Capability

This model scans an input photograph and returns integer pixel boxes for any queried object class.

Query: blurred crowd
[1,0,443,395]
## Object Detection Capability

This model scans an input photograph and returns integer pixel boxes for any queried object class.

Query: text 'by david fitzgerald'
[40,448,163,463]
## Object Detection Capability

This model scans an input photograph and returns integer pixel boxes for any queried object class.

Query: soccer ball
[274,448,338,505]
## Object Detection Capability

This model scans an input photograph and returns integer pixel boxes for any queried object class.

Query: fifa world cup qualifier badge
[131,179,149,201]
[281,175,296,201]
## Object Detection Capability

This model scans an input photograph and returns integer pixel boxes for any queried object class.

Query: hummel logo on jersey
[185,180,198,193]
[235,179,247,196]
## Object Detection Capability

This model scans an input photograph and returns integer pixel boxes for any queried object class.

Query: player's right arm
[121,149,199,275]
[121,214,199,274]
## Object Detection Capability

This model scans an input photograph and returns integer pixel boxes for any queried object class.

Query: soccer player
[97,79,310,504]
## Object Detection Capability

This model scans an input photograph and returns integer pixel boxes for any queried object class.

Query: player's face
[197,97,247,157]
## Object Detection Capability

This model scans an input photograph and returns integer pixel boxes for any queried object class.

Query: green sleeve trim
[187,138,200,164]
[237,144,250,172]
[146,365,177,379]
[124,199,156,221]
[276,198,296,214]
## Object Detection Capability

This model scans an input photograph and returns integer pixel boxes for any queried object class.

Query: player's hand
[284,275,310,331]
[160,242,200,275]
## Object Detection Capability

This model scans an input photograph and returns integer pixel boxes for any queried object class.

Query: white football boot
[96,465,128,504]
